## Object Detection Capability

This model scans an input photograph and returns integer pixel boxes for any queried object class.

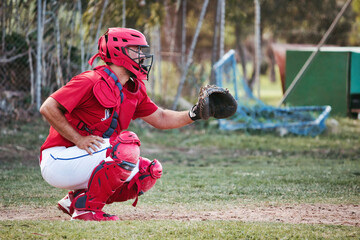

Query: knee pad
[106,157,162,206]
[107,131,141,164]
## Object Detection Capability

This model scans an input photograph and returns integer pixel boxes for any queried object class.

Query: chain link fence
[0,1,94,123]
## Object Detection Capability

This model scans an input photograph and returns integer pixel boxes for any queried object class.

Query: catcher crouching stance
[39,27,237,221]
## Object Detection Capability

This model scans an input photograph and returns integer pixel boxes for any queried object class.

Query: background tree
[1,0,358,117]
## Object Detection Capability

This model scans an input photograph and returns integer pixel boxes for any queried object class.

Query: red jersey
[40,65,158,155]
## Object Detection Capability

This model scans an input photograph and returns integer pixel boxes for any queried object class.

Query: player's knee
[110,131,141,164]
[138,157,162,179]
[137,157,162,192]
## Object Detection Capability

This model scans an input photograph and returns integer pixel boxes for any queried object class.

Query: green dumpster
[285,47,360,116]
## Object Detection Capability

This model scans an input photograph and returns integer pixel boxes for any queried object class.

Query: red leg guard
[73,131,141,212]
[72,160,134,211]
[107,157,162,206]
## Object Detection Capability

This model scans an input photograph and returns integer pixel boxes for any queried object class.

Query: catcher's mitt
[189,85,237,121]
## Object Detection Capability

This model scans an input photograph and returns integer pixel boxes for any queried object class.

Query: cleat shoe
[57,191,74,216]
[71,209,119,221]
[57,190,84,216]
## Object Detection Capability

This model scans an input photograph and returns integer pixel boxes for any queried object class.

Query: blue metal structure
[213,50,331,136]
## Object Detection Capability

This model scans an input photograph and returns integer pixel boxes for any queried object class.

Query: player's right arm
[40,97,104,154]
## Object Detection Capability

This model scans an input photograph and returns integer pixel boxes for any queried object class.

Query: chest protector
[93,67,123,138]
[72,66,141,139]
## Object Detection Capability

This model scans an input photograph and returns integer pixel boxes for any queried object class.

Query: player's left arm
[141,107,193,129]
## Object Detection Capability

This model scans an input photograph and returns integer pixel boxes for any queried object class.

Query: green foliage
[3,33,28,55]
[3,0,360,102]
[349,0,360,44]
[89,0,166,32]
[225,0,358,45]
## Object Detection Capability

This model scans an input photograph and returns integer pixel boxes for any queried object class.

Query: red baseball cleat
[71,209,119,221]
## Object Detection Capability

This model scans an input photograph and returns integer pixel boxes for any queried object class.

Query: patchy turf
[0,117,359,238]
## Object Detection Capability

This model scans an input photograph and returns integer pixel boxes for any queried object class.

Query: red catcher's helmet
[88,28,153,81]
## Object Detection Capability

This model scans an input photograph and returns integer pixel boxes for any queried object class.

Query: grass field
[0,77,359,239]
[0,113,359,239]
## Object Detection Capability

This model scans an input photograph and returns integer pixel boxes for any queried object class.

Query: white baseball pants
[40,138,139,190]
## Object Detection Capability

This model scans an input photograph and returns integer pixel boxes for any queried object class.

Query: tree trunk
[219,0,225,58]
[266,43,276,83]
[163,0,172,53]
[26,31,35,105]
[181,0,186,72]
[1,0,7,51]
[210,0,221,85]
[164,0,180,98]
[66,4,76,81]
[150,24,162,97]
[77,0,85,72]
[235,25,247,83]
[41,0,47,88]
[172,0,209,110]
[156,25,163,98]
[122,0,126,27]
[90,0,108,68]
[54,8,64,87]
[254,0,261,98]
[85,2,99,67]
[36,0,43,110]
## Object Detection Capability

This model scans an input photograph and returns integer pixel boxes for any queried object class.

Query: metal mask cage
[125,46,153,75]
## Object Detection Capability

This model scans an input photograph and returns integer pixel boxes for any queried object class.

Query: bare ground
[1,204,359,226]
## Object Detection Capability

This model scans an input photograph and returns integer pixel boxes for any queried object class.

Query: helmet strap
[88,53,101,66]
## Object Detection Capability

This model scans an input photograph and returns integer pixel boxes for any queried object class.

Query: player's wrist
[188,105,200,121]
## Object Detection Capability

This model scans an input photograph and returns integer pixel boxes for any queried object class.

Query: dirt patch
[1,204,359,226]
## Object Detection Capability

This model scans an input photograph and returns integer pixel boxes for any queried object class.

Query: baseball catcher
[39,27,237,222]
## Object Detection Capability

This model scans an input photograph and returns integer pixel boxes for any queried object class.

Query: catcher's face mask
[125,46,153,78]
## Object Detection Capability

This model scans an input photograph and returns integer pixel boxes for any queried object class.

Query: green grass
[0,115,359,239]
[0,220,359,239]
